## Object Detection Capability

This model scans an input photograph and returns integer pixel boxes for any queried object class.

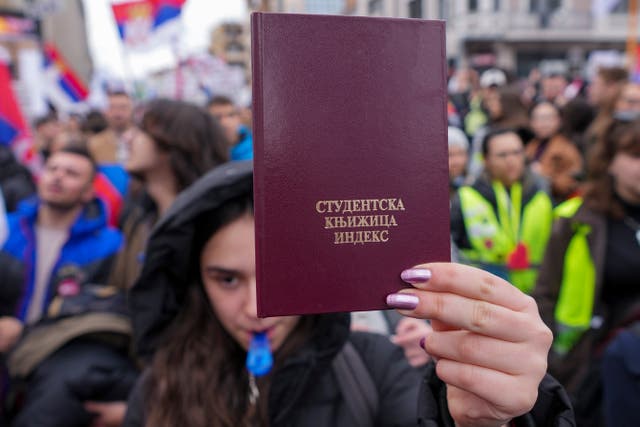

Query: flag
[111,0,186,50]
[111,0,155,48]
[43,43,89,108]
[0,55,28,147]
[94,164,129,227]
[153,0,186,28]
[0,49,40,174]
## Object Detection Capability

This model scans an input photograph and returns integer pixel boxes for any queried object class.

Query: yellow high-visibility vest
[458,181,553,294]
[552,197,597,355]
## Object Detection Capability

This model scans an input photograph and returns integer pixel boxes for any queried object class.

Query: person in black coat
[123,161,574,427]
[0,144,35,213]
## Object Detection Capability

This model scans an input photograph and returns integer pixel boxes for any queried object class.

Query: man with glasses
[450,128,553,294]
[207,96,253,161]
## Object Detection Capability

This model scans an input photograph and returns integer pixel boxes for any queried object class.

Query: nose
[51,167,65,180]
[245,278,259,319]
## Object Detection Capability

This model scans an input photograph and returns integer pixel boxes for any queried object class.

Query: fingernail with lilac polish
[386,293,419,310]
[401,268,432,284]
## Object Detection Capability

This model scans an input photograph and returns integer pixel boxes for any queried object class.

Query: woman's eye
[216,274,239,288]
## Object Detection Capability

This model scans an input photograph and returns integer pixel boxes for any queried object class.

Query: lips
[45,184,64,194]
[250,325,275,340]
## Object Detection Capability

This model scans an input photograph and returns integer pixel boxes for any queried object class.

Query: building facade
[351,0,634,76]
[260,0,635,77]
[210,21,251,81]
[0,0,92,84]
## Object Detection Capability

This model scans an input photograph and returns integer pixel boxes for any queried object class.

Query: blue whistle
[246,332,273,377]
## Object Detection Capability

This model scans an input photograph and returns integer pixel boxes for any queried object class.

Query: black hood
[130,160,350,360]
[130,161,255,359]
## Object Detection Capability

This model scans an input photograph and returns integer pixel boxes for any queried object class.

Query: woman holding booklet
[122,161,573,427]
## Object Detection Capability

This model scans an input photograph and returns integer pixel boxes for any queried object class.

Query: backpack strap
[332,340,379,427]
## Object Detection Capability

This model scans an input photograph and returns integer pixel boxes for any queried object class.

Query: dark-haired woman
[526,101,583,204]
[467,85,531,181]
[85,98,229,425]
[122,162,573,427]
[108,98,228,291]
[534,117,640,426]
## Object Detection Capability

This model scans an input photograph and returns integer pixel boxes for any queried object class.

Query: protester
[207,95,253,160]
[451,128,553,294]
[448,67,482,135]
[0,143,36,213]
[81,110,110,137]
[89,91,134,165]
[614,80,640,116]
[64,113,84,139]
[560,98,596,159]
[534,117,640,426]
[448,126,470,198]
[522,67,542,106]
[461,68,506,141]
[587,66,627,110]
[0,146,133,427]
[600,321,640,427]
[467,85,531,181]
[32,113,64,160]
[586,67,629,151]
[80,98,228,427]
[86,94,135,227]
[350,310,433,368]
[526,101,583,204]
[122,161,572,427]
[539,72,569,106]
[108,98,228,291]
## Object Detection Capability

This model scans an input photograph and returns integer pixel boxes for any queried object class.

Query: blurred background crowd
[0,1,640,426]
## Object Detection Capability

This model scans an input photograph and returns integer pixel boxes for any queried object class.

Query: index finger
[401,263,533,313]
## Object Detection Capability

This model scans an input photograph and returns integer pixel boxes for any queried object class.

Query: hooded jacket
[0,197,122,320]
[125,161,574,427]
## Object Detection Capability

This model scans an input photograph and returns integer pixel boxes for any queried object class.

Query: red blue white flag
[111,0,186,50]
[0,49,40,174]
[43,43,89,110]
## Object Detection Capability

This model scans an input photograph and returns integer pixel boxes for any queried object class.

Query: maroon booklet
[252,12,450,317]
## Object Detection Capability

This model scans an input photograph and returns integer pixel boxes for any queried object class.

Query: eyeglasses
[490,148,524,159]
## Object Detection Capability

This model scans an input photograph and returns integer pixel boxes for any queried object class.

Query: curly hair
[139,98,229,191]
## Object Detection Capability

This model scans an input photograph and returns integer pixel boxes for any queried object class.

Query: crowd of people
[0,61,636,426]
[446,64,640,426]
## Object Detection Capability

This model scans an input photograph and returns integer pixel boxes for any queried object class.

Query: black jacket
[125,161,574,426]
[0,145,35,213]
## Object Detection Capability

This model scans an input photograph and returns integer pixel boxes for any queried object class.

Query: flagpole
[109,0,141,97]
[626,0,639,75]
[171,32,184,100]
[119,46,137,96]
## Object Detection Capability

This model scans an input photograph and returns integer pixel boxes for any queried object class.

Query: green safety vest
[551,197,597,356]
[464,95,487,138]
[458,181,553,294]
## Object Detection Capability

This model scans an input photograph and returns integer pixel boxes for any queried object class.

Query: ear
[608,155,619,176]
[81,179,95,204]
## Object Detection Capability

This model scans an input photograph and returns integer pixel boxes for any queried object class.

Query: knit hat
[448,126,470,152]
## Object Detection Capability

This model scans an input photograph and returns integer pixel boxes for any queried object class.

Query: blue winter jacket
[0,198,122,321]
[231,126,253,161]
